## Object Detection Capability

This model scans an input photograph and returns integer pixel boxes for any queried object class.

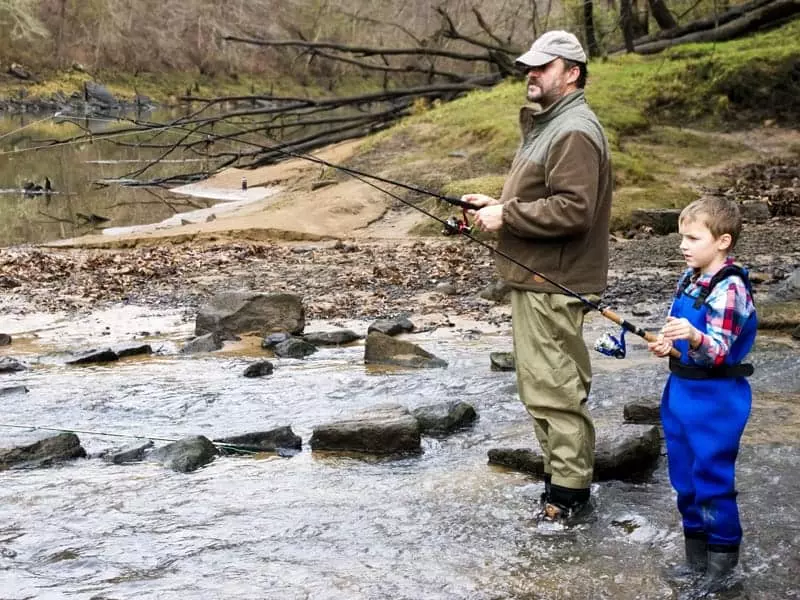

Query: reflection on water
[0,111,239,246]
[0,309,798,599]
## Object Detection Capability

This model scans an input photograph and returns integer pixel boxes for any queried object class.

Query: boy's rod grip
[600,308,682,359]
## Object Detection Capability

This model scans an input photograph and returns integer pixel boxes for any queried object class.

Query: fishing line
[0,112,60,142]
[0,423,263,455]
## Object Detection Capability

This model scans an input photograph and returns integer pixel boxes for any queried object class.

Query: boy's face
[678,216,732,273]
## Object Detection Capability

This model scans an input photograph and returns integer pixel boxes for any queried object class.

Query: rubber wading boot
[665,533,708,582]
[698,549,739,594]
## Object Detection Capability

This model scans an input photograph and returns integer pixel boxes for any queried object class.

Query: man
[463,30,613,525]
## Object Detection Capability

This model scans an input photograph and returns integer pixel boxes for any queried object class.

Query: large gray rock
[0,357,27,373]
[0,433,86,471]
[215,426,302,454]
[364,331,447,369]
[196,291,305,338]
[630,208,681,235]
[273,338,317,359]
[487,424,661,481]
[310,404,421,455]
[412,401,477,436]
[149,436,218,473]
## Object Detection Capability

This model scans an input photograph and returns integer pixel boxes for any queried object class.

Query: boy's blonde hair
[679,197,742,250]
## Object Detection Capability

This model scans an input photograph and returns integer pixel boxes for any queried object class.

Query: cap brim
[514,50,556,68]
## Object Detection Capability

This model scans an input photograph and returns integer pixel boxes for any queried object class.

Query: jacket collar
[519,90,586,134]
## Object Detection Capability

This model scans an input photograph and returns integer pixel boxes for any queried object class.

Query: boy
[649,197,757,593]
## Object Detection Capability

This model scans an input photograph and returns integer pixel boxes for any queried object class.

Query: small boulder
[195,291,305,338]
[114,343,153,358]
[630,208,681,235]
[311,404,421,455]
[0,357,26,373]
[478,280,511,303]
[0,385,29,396]
[412,401,477,436]
[243,360,274,378]
[215,426,302,454]
[181,333,223,354]
[0,334,11,346]
[364,332,447,369]
[149,436,218,473]
[273,338,317,359]
[102,441,154,464]
[0,433,86,471]
[66,348,119,365]
[303,329,362,346]
[262,332,292,349]
[490,352,515,371]
[367,317,414,336]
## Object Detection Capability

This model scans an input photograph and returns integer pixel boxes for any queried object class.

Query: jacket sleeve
[502,131,602,239]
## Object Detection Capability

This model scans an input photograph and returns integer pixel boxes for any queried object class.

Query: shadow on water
[0,110,237,246]
[0,309,798,599]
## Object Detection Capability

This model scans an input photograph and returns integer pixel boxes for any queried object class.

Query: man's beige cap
[515,30,587,68]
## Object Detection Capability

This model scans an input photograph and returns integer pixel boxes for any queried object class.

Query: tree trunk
[620,0,637,52]
[648,0,678,30]
[584,0,601,57]
[634,0,800,54]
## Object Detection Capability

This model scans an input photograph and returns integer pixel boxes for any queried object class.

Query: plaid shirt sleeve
[689,275,755,366]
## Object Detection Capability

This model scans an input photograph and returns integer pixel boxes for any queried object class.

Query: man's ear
[717,233,733,251]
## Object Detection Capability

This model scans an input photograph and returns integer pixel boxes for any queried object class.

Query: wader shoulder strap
[688,264,753,309]
[669,356,754,379]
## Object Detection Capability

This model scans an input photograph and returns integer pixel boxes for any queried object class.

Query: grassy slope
[355,19,800,233]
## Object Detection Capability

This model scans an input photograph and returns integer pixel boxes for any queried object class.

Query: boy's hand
[648,335,673,358]
[661,317,703,348]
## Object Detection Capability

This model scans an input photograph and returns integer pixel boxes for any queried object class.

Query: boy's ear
[717,233,733,251]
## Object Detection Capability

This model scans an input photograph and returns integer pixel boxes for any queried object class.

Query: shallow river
[1,306,798,600]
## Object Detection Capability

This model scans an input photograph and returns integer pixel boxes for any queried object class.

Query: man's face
[525,59,576,107]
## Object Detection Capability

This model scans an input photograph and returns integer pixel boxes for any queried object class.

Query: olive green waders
[511,289,595,490]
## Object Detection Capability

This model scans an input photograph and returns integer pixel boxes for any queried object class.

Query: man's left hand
[473,205,504,232]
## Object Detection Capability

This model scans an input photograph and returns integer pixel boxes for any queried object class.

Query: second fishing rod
[122,115,676,358]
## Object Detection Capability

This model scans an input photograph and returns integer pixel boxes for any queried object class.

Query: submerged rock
[114,343,153,358]
[215,426,302,454]
[303,329,362,346]
[0,385,29,396]
[0,333,11,346]
[149,436,218,473]
[243,360,274,378]
[0,357,26,373]
[364,331,447,369]
[0,433,86,471]
[66,348,119,365]
[101,440,154,464]
[487,424,661,481]
[310,404,421,455]
[413,401,478,436]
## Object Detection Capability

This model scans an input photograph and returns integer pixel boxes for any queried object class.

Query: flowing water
[0,306,798,600]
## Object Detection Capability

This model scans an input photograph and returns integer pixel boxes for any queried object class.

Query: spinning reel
[442,208,473,236]
[594,328,628,359]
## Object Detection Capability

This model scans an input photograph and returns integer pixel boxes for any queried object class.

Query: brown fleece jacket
[496,89,613,295]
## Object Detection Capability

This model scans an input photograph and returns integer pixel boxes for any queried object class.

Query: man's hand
[461,193,500,208]
[473,205,504,232]
[661,316,703,348]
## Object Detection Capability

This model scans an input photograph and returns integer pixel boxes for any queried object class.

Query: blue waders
[660,270,757,551]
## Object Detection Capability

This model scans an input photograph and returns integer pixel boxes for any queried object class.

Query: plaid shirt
[674,259,756,367]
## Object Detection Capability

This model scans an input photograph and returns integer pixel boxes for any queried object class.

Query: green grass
[354,20,800,231]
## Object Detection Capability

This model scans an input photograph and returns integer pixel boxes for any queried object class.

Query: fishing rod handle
[600,308,681,359]
[444,195,480,211]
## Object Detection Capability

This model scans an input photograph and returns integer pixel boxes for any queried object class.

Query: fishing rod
[0,423,262,455]
[16,113,673,358]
